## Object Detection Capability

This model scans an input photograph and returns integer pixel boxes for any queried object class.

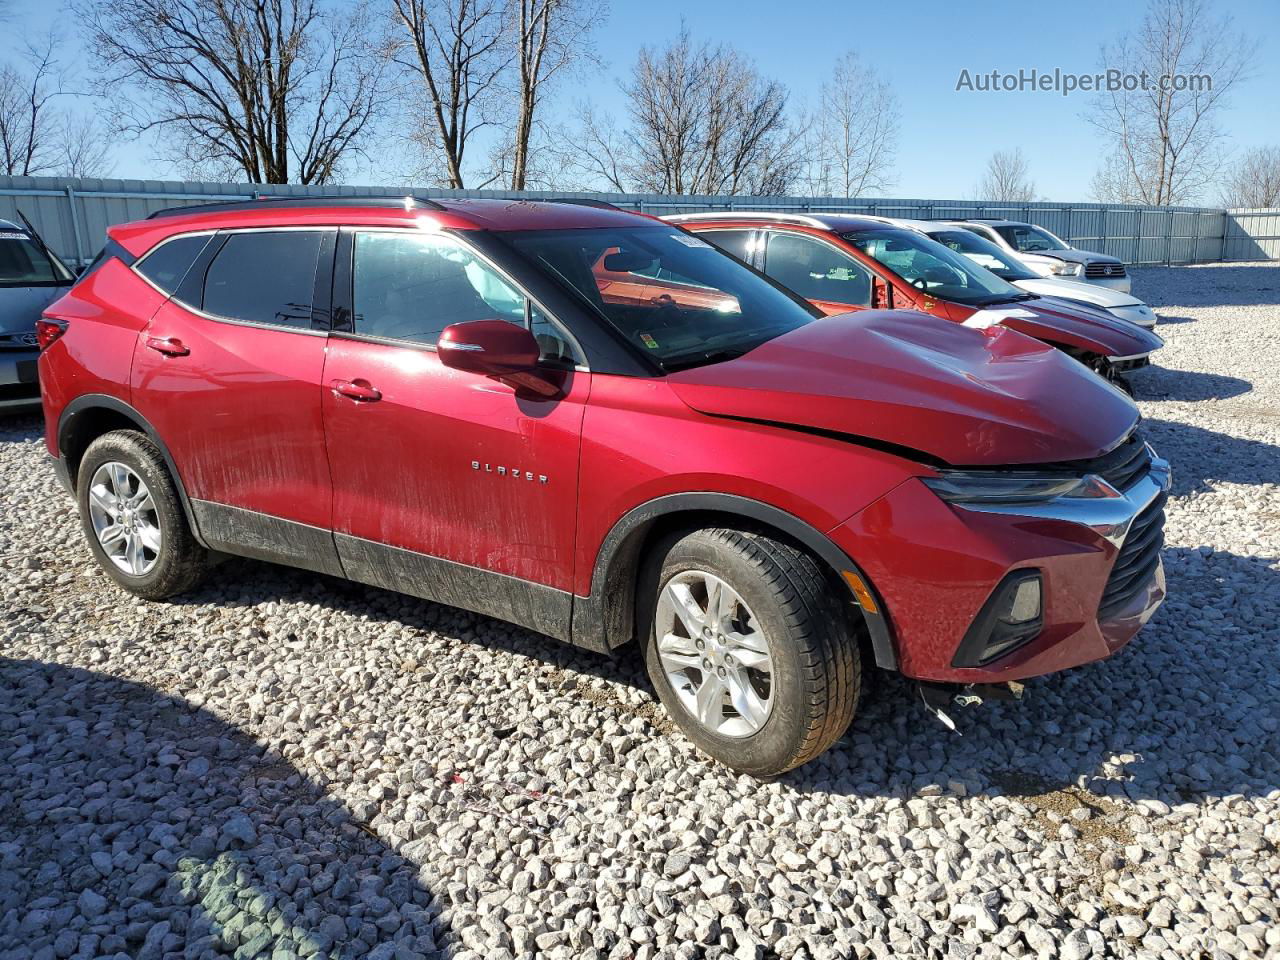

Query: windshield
[498,226,819,370]
[843,228,1024,306]
[929,229,1041,282]
[995,224,1069,252]
[0,230,73,287]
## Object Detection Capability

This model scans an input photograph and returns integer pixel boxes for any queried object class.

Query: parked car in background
[949,219,1131,293]
[668,212,1161,389]
[903,220,1157,329]
[1,215,75,411]
[40,196,1169,776]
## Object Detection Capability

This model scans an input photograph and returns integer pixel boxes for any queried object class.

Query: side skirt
[191,499,347,578]
[189,501,575,644]
[334,533,573,643]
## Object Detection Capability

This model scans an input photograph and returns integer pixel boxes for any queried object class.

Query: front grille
[1098,491,1166,619]
[0,332,40,351]
[0,382,40,402]
[1084,262,1127,279]
[1054,431,1152,493]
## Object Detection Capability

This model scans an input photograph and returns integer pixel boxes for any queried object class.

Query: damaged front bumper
[832,455,1172,684]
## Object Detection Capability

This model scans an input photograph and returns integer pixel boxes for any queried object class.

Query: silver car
[0,216,74,411]
[951,219,1132,294]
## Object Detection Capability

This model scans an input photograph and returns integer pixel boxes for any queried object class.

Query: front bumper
[1084,275,1132,294]
[834,458,1171,683]
[0,346,41,411]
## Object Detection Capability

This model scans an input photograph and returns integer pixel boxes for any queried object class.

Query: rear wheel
[641,527,861,777]
[77,430,210,599]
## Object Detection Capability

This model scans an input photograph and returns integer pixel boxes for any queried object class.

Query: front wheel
[641,528,861,777]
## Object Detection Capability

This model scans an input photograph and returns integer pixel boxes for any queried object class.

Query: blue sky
[5,0,1278,200]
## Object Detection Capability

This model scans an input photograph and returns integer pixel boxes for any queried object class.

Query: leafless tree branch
[974,148,1037,202]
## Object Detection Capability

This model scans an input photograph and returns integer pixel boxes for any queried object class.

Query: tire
[76,429,210,600]
[640,527,861,777]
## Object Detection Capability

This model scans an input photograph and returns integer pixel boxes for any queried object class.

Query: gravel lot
[3,262,1278,960]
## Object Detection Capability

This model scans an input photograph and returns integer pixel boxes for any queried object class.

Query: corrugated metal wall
[0,174,1264,266]
[1223,209,1280,261]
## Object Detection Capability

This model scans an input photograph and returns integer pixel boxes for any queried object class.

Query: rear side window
[203,231,323,328]
[697,229,756,263]
[137,235,212,294]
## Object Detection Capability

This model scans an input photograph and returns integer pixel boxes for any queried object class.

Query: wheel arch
[571,493,897,670]
[57,394,207,548]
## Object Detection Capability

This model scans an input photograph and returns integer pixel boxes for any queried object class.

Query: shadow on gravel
[1151,314,1196,325]
[1132,264,1280,309]
[0,659,448,960]
[1132,367,1252,402]
[784,543,1280,808]
[1142,418,1280,495]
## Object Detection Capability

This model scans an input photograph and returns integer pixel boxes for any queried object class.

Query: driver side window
[762,232,872,306]
[351,231,582,364]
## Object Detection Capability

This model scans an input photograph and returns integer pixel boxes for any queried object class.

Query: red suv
[38,197,1170,776]
[667,213,1163,390]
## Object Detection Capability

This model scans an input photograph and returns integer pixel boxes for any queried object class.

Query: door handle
[330,379,382,402]
[145,336,190,357]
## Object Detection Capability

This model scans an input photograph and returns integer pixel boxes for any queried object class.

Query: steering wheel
[910,277,929,291]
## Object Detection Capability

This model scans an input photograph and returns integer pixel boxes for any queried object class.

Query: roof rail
[544,197,625,211]
[146,195,447,220]
[663,211,834,230]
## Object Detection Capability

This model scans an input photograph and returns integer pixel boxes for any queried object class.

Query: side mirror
[438,319,540,376]
[438,319,564,398]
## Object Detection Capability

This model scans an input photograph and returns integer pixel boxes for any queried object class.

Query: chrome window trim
[343,224,590,372]
[132,226,334,336]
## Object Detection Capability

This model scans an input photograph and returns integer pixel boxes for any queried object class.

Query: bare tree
[504,0,602,189]
[795,53,898,198]
[392,0,510,188]
[1218,146,1280,209]
[1087,0,1255,205]
[78,0,386,184]
[608,29,797,195]
[974,148,1037,202]
[0,40,61,176]
[59,115,115,178]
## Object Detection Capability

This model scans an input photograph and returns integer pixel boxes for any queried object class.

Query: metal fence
[1223,209,1280,261]
[0,174,1271,267]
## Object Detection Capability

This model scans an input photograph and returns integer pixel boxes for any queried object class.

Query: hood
[989,297,1163,357]
[667,310,1139,467]
[0,285,66,335]
[1029,248,1121,266]
[1012,276,1140,308]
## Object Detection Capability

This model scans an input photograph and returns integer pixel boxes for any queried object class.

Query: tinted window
[995,224,1067,252]
[698,229,756,262]
[203,231,323,328]
[352,231,582,365]
[137,235,212,294]
[764,232,872,306]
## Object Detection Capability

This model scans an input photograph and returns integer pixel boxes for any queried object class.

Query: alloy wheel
[87,461,162,576]
[655,570,773,738]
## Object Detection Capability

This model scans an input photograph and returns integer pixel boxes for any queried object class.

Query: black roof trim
[146,195,447,220]
[541,197,624,211]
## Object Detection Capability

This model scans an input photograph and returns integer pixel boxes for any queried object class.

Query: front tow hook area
[917,680,1026,732]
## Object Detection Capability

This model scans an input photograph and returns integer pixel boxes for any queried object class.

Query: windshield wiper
[661,344,759,372]
[975,292,1038,306]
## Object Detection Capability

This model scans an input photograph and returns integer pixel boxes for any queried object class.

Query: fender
[56,393,209,548]
[571,492,897,669]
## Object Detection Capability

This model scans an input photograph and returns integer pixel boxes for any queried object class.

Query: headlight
[922,471,1122,504]
[1051,261,1081,277]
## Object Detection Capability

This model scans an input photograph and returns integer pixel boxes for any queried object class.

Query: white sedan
[896,220,1156,329]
